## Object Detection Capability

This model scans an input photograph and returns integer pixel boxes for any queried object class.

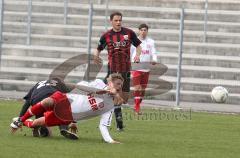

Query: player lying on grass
[12,77,77,138]
[11,73,124,143]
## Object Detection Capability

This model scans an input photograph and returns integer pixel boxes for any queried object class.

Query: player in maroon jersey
[94,11,142,131]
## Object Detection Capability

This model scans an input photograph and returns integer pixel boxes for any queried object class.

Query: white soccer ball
[211,86,228,103]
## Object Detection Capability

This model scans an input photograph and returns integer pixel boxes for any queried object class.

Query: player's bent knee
[32,117,46,127]
[41,98,54,108]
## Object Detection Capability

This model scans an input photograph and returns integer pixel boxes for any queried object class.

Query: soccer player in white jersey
[131,24,157,114]
[11,73,124,144]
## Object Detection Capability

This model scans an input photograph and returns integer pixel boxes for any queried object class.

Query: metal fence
[0,0,3,70]
[0,0,210,104]
[175,7,185,107]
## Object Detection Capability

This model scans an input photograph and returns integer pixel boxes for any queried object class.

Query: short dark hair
[138,23,149,30]
[110,12,122,21]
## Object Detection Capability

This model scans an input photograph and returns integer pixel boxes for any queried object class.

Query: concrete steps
[158,53,240,68]
[1,61,239,93]
[1,55,64,68]
[101,0,240,11]
[3,22,240,44]
[4,12,240,33]
[0,66,87,82]
[1,63,239,82]
[1,0,240,105]
[2,46,240,69]
[0,78,239,104]
[157,41,240,56]
[7,0,240,11]
[2,43,240,59]
[160,76,240,93]
[165,64,240,80]
[2,33,240,56]
[2,44,88,58]
[1,67,239,95]
[4,1,240,22]
[7,0,99,4]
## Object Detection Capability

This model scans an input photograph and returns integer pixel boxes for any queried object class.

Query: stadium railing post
[175,7,185,108]
[26,0,32,45]
[64,0,68,25]
[0,0,4,70]
[203,0,208,43]
[85,2,93,81]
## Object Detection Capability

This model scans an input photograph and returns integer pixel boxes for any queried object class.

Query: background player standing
[131,24,157,114]
[94,12,142,130]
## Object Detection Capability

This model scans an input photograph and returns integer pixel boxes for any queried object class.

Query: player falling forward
[10,73,124,144]
[12,77,75,137]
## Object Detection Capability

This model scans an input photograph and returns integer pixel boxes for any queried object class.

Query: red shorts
[44,91,73,127]
[131,70,150,89]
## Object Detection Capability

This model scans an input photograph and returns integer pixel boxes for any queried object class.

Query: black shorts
[104,71,131,92]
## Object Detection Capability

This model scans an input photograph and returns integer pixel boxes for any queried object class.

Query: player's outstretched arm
[64,82,107,94]
[75,84,109,94]
[110,140,121,144]
[68,122,78,134]
[99,110,122,144]
[93,49,102,65]
[134,45,142,63]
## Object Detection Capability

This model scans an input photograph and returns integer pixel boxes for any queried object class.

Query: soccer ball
[211,86,228,103]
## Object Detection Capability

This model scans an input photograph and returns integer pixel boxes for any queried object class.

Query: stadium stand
[0,0,239,104]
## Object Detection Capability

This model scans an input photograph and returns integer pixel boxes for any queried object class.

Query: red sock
[21,102,46,122]
[23,120,33,128]
[134,90,142,113]
[134,97,141,112]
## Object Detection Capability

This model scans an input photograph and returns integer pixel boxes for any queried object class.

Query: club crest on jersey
[98,102,104,108]
[123,35,128,40]
[113,41,127,48]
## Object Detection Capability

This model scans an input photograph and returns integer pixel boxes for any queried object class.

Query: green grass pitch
[0,100,240,158]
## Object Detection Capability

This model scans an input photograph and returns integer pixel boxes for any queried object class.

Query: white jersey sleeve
[89,79,107,89]
[77,79,107,90]
[99,109,114,143]
[130,44,137,62]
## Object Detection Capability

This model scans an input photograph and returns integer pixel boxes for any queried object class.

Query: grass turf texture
[0,100,240,158]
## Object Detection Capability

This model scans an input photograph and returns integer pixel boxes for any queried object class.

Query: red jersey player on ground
[11,73,124,144]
